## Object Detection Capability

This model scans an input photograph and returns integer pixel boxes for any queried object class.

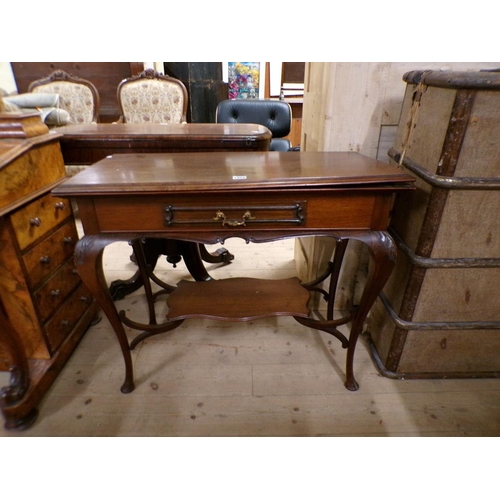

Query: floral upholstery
[27,71,100,176]
[31,81,96,124]
[28,70,99,126]
[118,70,187,124]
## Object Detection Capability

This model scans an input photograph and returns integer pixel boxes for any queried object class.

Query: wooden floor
[2,235,500,437]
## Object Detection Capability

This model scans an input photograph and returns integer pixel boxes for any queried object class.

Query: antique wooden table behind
[58,122,273,300]
[57,122,272,165]
[52,151,414,394]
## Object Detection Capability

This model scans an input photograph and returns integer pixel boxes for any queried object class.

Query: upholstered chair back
[117,69,188,124]
[216,99,292,151]
[28,70,100,124]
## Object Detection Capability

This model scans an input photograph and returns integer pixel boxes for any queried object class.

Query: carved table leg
[179,241,213,282]
[109,238,163,300]
[130,239,159,326]
[199,243,235,264]
[343,231,397,391]
[75,236,135,393]
[298,232,396,391]
[326,239,349,321]
[109,239,214,301]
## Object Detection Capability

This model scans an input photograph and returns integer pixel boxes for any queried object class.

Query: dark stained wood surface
[163,62,228,123]
[54,151,415,195]
[57,123,273,164]
[57,122,272,140]
[166,277,310,321]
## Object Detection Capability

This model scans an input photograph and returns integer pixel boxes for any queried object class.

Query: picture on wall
[226,62,264,99]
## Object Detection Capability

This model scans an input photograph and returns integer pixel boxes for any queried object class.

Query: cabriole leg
[343,231,397,391]
[75,236,135,393]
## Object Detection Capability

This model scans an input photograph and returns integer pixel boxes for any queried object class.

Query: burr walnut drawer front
[22,221,78,289]
[92,192,385,232]
[10,192,72,251]
[43,282,93,353]
[35,259,82,322]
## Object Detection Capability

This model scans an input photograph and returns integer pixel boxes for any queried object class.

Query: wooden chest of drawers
[0,113,96,429]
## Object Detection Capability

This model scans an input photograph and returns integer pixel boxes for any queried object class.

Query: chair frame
[28,70,100,123]
[116,68,188,123]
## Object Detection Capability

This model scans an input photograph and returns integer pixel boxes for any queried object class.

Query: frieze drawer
[91,191,386,233]
[164,202,307,228]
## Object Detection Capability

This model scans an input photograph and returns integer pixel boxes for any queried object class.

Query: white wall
[302,62,500,160]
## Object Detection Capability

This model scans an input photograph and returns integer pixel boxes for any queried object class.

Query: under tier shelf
[166,277,310,322]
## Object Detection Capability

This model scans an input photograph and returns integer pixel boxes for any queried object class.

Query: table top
[55,122,272,141]
[53,151,415,197]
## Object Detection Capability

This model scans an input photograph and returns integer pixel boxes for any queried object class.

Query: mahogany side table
[53,151,414,393]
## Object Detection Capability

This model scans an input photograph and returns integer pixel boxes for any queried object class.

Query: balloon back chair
[29,69,100,125]
[117,68,188,124]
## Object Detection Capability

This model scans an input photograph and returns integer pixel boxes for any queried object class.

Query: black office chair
[216,99,293,151]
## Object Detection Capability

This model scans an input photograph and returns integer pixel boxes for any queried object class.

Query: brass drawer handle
[213,210,256,227]
[55,202,65,210]
[40,256,51,265]
[29,217,42,227]
[50,289,61,297]
[80,296,91,303]
[165,203,306,226]
[63,237,74,245]
[61,320,72,328]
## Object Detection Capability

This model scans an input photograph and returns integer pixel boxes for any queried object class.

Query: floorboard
[2,236,500,437]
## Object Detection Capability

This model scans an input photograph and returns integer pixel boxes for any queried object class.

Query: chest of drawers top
[1,131,64,216]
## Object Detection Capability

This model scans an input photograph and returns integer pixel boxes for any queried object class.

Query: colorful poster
[227,62,261,99]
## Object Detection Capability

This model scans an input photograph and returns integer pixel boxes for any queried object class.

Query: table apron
[86,191,395,234]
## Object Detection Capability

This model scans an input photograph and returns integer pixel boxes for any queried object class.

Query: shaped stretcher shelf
[166,277,310,322]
